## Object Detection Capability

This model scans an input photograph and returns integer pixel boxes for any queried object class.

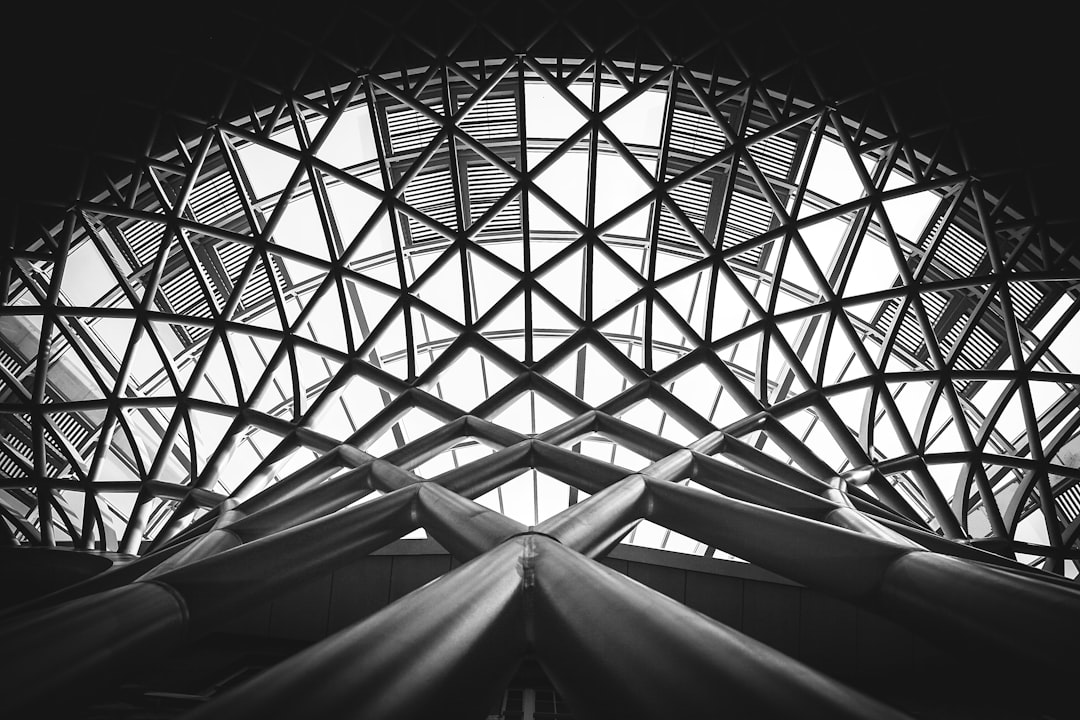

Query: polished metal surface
[1,3,1078,718]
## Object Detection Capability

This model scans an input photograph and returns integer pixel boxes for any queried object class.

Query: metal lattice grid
[2,54,1078,567]
[2,12,1080,717]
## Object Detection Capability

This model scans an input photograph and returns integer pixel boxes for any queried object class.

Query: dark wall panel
[597,557,628,575]
[327,555,394,633]
[856,607,915,677]
[268,572,333,641]
[626,561,685,602]
[226,597,272,637]
[799,590,858,680]
[684,572,743,631]
[387,554,453,602]
[211,545,950,694]
[742,581,800,658]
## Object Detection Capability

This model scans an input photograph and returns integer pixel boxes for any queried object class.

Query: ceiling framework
[1,50,1078,570]
[2,2,1080,716]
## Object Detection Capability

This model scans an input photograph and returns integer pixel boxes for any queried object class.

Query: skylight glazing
[2,56,1078,573]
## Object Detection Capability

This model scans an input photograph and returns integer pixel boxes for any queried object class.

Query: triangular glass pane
[339,273,398,346]
[326,178,383,251]
[367,405,444,456]
[490,390,569,436]
[343,209,396,269]
[233,128,302,200]
[923,461,965,502]
[536,246,585,318]
[292,344,342,397]
[806,137,868,207]
[653,243,707,281]
[603,84,666,147]
[619,398,697,445]
[711,267,753,343]
[531,144,589,228]
[468,249,521,321]
[291,284,350,353]
[480,292,527,359]
[483,234,527,272]
[880,183,940,243]
[652,300,696,359]
[126,328,174,391]
[720,333,762,396]
[659,270,709,338]
[89,315,137,367]
[524,81,590,159]
[591,245,641,318]
[368,307,409,379]
[840,235,900,298]
[529,289,577,338]
[412,249,467,325]
[412,438,496,480]
[594,151,652,231]
[310,103,379,170]
[412,309,459,374]
[432,346,515,412]
[58,239,116,306]
[668,362,722,420]
[270,194,333,261]
[598,301,646,358]
[187,406,238,474]
[777,238,829,297]
[796,215,847,279]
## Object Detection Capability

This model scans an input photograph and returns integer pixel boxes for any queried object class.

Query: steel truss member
[2,3,1079,718]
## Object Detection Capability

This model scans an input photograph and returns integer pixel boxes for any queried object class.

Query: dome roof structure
[1,2,1078,718]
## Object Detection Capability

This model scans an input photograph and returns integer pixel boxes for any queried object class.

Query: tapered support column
[532,440,630,493]
[140,499,245,579]
[5,465,378,615]
[645,480,1080,673]
[0,537,195,618]
[537,474,649,556]
[878,551,1080,669]
[530,537,914,720]
[158,446,366,552]
[416,482,526,560]
[185,539,528,720]
[1,581,189,711]
[0,486,419,712]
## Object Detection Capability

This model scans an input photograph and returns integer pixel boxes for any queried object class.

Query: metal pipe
[1,581,189,712]
[0,538,194,619]
[529,536,914,720]
[183,539,528,720]
[0,486,419,711]
[531,441,630,493]
[416,483,526,561]
[536,474,649,556]
[644,480,1080,672]
[139,499,245,579]
[158,445,357,551]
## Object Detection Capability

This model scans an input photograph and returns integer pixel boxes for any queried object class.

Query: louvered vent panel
[467,164,519,235]
[189,171,243,228]
[669,107,726,158]
[386,106,441,155]
[403,168,457,244]
[459,96,518,142]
